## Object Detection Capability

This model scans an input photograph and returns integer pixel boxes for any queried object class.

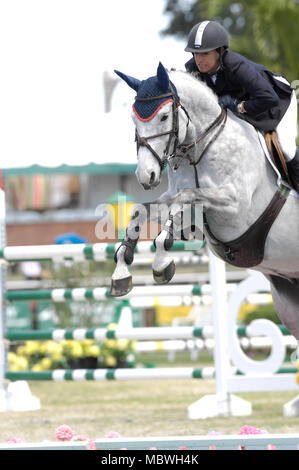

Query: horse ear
[157,62,169,91]
[114,70,141,92]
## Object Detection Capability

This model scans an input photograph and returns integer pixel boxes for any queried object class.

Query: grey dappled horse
[111,62,299,340]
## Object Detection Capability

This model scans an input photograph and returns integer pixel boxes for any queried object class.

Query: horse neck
[174,74,239,185]
[172,73,276,240]
[175,74,221,133]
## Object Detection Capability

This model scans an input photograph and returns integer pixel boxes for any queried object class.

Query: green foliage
[49,259,115,328]
[162,0,299,80]
[241,304,281,325]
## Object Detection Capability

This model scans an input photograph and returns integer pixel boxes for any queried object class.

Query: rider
[184,20,299,192]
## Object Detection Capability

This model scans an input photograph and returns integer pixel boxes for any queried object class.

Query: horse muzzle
[136,167,161,190]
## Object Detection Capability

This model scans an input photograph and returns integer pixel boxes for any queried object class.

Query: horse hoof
[153,260,176,284]
[110,276,133,297]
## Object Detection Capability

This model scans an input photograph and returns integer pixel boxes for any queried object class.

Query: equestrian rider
[184,20,299,192]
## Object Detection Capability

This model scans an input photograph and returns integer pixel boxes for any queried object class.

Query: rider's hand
[219,94,240,113]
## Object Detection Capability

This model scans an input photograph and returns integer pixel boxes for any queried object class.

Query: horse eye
[160,115,168,122]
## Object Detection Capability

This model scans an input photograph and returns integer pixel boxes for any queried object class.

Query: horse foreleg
[152,203,188,284]
[110,202,149,296]
[110,198,170,296]
[152,214,176,284]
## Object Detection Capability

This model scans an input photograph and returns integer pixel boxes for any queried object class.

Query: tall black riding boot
[287,148,299,192]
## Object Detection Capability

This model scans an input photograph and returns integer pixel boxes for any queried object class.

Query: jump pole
[187,249,251,419]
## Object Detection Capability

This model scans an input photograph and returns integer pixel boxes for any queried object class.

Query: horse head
[115,63,189,189]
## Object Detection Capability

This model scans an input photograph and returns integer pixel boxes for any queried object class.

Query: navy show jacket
[185,50,293,132]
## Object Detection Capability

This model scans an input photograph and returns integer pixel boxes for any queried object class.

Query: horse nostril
[149,172,155,185]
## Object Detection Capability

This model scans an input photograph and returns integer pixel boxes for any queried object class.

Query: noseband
[134,84,227,183]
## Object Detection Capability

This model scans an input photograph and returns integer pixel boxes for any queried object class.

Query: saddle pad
[257,130,297,198]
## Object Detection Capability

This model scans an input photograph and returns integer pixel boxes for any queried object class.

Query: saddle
[265,130,292,187]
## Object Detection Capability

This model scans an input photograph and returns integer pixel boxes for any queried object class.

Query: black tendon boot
[287,149,299,192]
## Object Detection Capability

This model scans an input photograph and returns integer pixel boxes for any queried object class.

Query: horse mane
[168,69,220,118]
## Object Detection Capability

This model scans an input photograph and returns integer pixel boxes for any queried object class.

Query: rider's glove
[219,94,240,113]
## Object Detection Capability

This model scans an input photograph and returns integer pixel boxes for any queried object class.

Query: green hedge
[242,304,280,325]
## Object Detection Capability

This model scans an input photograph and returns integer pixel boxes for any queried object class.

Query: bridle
[134,84,188,172]
[134,83,227,187]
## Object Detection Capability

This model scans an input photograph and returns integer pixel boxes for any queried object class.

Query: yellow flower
[84,344,100,358]
[82,339,94,346]
[40,357,52,370]
[46,341,63,357]
[7,352,18,363]
[31,363,43,372]
[51,351,63,362]
[16,345,26,356]
[8,354,28,370]
[63,341,83,358]
[105,339,117,349]
[17,357,29,371]
[116,339,129,351]
[23,341,40,355]
[107,323,118,331]
[105,355,117,367]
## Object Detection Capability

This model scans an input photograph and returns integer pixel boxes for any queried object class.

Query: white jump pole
[188,248,251,419]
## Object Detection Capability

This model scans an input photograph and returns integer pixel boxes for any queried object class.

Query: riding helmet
[185,20,229,53]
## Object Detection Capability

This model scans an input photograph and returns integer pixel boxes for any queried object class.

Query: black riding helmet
[185,20,229,53]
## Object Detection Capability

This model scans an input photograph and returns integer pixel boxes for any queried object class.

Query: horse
[111,62,299,341]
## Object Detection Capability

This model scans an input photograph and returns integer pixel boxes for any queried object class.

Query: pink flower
[179,446,187,450]
[238,425,276,450]
[105,431,122,438]
[88,441,97,450]
[238,425,267,435]
[149,447,157,450]
[8,437,26,443]
[55,424,74,441]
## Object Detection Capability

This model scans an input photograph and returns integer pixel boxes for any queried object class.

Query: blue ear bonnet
[114,63,180,121]
[133,77,180,121]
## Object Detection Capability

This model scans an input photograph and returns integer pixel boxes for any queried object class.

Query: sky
[0,0,190,168]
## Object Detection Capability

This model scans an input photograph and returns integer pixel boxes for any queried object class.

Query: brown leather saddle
[265,130,292,187]
[203,131,291,268]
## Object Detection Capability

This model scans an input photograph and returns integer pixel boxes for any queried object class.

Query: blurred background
[1,4,299,435]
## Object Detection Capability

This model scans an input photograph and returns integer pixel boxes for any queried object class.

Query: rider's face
[194,50,220,74]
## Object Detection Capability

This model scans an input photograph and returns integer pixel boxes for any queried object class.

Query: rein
[134,85,227,185]
[179,108,227,188]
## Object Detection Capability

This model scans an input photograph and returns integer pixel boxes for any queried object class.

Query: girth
[203,184,290,268]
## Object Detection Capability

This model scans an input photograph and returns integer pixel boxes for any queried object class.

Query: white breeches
[276,88,298,161]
